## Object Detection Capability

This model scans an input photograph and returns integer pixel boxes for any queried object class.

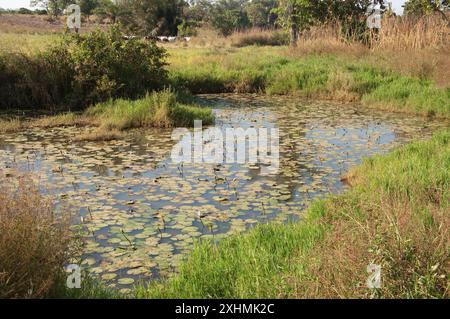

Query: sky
[0,0,407,15]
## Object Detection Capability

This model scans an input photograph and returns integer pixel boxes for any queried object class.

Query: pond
[0,94,447,293]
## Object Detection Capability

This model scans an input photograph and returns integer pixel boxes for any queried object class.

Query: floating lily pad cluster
[0,94,445,292]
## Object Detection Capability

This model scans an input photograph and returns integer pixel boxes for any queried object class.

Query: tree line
[17,1,450,42]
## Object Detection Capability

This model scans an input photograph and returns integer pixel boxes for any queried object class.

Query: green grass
[135,201,328,298]
[0,91,214,138]
[86,90,214,130]
[0,31,447,117]
[0,32,58,54]
[132,129,449,299]
[50,272,123,299]
[167,47,450,118]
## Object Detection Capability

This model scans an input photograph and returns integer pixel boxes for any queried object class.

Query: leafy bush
[66,27,168,107]
[0,26,168,110]
[177,20,199,37]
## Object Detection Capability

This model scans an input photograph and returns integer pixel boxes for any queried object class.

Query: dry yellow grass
[0,173,75,298]
[0,13,106,34]
[73,128,124,142]
[286,15,450,88]
[295,192,449,298]
[31,113,94,129]
[0,118,22,133]
[375,14,450,50]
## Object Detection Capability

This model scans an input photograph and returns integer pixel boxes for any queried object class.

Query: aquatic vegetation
[0,174,76,298]
[31,113,89,128]
[167,47,450,118]
[0,91,214,135]
[137,128,450,299]
[73,128,125,142]
[0,118,22,133]
[0,94,446,292]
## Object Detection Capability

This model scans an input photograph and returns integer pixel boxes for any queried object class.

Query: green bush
[0,26,168,110]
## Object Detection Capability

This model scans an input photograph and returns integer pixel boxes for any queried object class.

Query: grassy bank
[0,91,214,139]
[133,129,449,298]
[168,46,450,118]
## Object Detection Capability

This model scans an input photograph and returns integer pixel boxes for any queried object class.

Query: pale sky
[0,0,407,15]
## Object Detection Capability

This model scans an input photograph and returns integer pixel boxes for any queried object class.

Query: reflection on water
[0,94,446,293]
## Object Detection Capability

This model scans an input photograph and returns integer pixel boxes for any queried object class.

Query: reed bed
[374,14,450,50]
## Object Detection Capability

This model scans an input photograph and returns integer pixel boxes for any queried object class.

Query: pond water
[0,94,447,293]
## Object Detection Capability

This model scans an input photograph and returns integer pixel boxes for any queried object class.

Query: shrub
[0,174,75,298]
[0,26,168,110]
[177,20,199,37]
[66,26,168,107]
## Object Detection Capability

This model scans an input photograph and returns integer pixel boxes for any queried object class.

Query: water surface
[0,94,446,293]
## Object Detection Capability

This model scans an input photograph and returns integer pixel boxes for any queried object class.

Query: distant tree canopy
[31,0,64,17]
[246,0,278,28]
[113,0,188,36]
[273,0,382,45]
[32,0,448,45]
[209,0,250,36]
[79,0,99,17]
[404,0,449,19]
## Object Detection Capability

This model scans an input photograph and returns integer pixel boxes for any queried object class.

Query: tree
[185,0,213,23]
[80,0,99,18]
[245,0,278,28]
[31,0,57,17]
[31,0,72,17]
[275,0,385,46]
[210,0,250,36]
[275,0,316,46]
[93,0,124,24]
[113,0,188,36]
[404,0,449,21]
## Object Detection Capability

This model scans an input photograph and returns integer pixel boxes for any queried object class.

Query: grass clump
[0,118,22,133]
[230,29,289,47]
[86,90,214,130]
[136,129,450,299]
[0,91,214,136]
[0,174,76,298]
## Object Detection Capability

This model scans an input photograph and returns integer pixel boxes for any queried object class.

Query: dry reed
[0,174,75,298]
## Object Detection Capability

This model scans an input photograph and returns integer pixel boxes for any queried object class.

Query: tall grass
[167,14,449,105]
[168,49,450,118]
[0,91,214,138]
[229,29,289,47]
[0,174,76,298]
[375,15,450,50]
[86,90,214,130]
[137,129,450,299]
